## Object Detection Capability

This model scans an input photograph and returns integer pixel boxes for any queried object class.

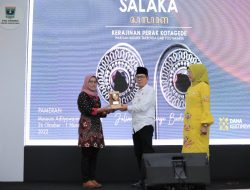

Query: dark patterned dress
[77,91,105,148]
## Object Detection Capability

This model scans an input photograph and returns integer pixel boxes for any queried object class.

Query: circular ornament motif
[159,46,201,109]
[96,43,143,104]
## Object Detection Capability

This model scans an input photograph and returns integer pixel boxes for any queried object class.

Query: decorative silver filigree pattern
[96,43,143,104]
[156,44,201,109]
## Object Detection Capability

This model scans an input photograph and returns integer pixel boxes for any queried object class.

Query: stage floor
[0,181,250,190]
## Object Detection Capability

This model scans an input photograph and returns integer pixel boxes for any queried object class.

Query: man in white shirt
[120,66,156,188]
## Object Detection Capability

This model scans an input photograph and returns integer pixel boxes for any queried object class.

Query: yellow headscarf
[188,64,209,86]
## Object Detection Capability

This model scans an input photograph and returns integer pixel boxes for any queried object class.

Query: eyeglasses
[88,80,97,84]
[136,75,147,79]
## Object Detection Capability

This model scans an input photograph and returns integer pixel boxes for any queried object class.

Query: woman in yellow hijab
[182,64,214,156]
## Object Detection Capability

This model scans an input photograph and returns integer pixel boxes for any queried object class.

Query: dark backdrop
[24,145,250,182]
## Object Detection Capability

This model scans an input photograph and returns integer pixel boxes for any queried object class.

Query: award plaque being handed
[109,91,121,109]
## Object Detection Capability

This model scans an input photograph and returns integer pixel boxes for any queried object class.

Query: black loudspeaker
[142,153,210,188]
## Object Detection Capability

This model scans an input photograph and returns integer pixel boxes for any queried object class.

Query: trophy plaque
[109,91,121,109]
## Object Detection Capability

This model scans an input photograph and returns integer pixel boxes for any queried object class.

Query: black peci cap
[136,67,148,76]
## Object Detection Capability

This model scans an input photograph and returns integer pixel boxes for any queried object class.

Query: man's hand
[119,104,128,111]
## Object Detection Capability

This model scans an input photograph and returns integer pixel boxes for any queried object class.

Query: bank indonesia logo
[96,43,144,104]
[155,44,201,109]
[5,7,16,19]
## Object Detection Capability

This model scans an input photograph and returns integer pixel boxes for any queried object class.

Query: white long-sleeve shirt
[127,84,156,133]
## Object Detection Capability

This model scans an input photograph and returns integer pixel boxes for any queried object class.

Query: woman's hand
[97,107,109,114]
[98,106,114,115]
[200,124,209,135]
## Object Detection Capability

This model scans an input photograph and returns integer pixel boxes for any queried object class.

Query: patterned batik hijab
[188,64,210,87]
